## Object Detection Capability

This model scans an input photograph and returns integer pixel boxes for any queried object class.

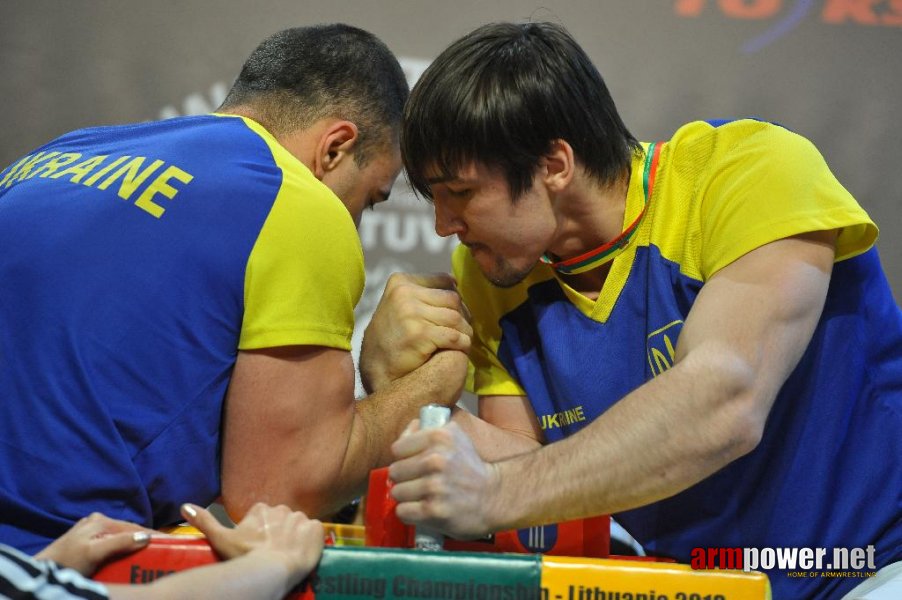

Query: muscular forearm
[451,408,542,462]
[222,347,467,522]
[483,349,762,532]
[337,350,468,501]
[485,233,831,529]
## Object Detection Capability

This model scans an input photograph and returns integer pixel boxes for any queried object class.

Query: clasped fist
[360,272,472,392]
[388,420,499,540]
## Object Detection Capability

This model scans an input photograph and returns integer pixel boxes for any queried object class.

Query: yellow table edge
[541,555,771,599]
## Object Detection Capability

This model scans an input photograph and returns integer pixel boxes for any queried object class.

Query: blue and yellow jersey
[0,114,363,552]
[456,120,901,599]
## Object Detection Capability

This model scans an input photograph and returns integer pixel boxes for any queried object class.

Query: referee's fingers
[181,504,224,540]
[89,530,150,571]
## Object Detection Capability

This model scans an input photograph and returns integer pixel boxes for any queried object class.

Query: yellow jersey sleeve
[687,121,877,279]
[238,118,364,351]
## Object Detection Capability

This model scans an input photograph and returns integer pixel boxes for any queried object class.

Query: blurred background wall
[2,1,899,395]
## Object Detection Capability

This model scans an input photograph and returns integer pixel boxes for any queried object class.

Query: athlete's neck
[556,263,613,300]
[545,169,630,291]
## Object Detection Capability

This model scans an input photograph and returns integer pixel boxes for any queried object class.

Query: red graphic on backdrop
[675,0,902,53]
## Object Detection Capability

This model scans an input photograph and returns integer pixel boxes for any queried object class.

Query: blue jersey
[0,115,363,552]
[456,120,901,599]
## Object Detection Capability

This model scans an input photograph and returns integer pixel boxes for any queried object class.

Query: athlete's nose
[434,200,465,238]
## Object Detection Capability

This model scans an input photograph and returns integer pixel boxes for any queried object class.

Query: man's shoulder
[666,118,811,159]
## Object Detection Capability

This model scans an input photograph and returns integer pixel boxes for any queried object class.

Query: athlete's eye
[448,188,472,199]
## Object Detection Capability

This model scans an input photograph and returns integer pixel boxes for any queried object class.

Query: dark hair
[402,22,640,199]
[220,24,409,166]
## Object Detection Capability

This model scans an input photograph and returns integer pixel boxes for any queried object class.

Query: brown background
[2,1,900,386]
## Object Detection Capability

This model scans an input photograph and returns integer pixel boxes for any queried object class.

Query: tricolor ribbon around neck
[540,141,663,275]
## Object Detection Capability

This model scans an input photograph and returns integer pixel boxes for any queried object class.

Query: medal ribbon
[541,141,663,275]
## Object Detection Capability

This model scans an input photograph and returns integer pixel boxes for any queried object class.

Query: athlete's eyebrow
[426,174,478,185]
[426,174,458,185]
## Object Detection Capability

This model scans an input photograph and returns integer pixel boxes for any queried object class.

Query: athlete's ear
[312,120,359,179]
[542,139,575,192]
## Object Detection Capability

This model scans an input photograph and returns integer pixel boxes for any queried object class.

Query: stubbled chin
[487,257,535,289]
[469,245,494,271]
